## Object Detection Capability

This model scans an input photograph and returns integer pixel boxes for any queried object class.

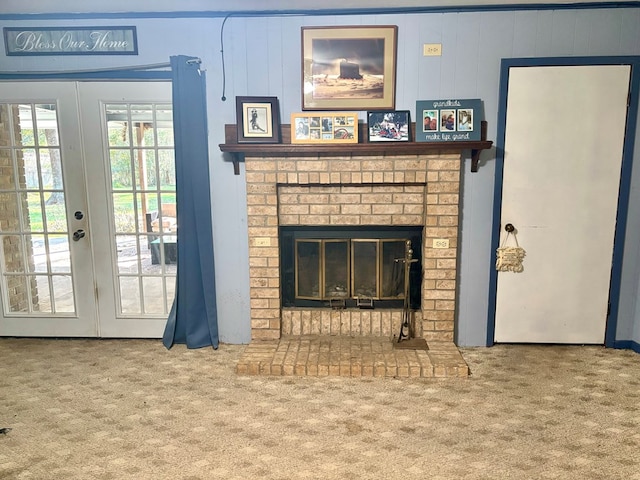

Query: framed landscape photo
[301,25,398,111]
[367,110,411,142]
[291,112,359,144]
[235,96,281,143]
[415,99,483,142]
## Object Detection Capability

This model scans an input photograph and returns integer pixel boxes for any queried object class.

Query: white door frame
[488,56,640,348]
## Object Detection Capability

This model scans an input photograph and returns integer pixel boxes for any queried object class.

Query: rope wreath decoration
[496,231,526,273]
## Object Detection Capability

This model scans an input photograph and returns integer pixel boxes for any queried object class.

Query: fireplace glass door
[295,238,408,301]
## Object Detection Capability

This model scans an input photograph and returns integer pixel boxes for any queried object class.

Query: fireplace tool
[396,240,417,342]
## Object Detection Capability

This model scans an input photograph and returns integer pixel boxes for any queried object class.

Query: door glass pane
[133,148,157,189]
[33,275,51,313]
[106,108,131,147]
[142,276,164,314]
[1,235,26,273]
[22,149,39,188]
[45,193,67,232]
[156,105,174,147]
[130,105,153,147]
[49,234,71,274]
[0,103,76,315]
[158,149,175,189]
[40,148,64,189]
[3,274,34,312]
[117,234,139,274]
[52,275,74,313]
[35,104,59,145]
[119,277,141,314]
[105,103,176,316]
[110,149,133,190]
[30,234,47,273]
[113,192,136,233]
[0,105,21,147]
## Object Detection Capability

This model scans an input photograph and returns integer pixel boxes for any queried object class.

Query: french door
[0,81,176,337]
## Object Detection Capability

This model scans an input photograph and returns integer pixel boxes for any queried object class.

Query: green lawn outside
[27,189,176,233]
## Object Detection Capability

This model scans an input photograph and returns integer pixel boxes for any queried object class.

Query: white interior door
[494,65,631,344]
[0,81,175,338]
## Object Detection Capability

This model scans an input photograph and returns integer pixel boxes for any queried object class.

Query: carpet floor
[1,338,639,479]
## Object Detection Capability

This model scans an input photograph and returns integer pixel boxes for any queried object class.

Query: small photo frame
[367,110,411,142]
[291,112,359,144]
[422,110,439,132]
[441,110,456,132]
[457,109,474,131]
[235,96,281,143]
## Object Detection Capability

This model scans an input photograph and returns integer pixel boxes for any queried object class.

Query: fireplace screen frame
[294,238,410,301]
[281,226,422,309]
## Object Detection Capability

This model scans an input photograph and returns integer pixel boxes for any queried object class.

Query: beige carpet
[1,338,639,479]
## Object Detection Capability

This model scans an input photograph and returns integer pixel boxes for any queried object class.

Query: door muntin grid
[104,103,176,316]
[0,102,75,315]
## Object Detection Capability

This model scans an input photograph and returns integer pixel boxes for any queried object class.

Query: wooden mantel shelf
[220,122,493,174]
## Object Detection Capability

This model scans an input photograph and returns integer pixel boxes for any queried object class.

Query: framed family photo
[235,96,281,143]
[415,99,483,142]
[291,112,359,144]
[301,25,398,111]
[367,110,411,142]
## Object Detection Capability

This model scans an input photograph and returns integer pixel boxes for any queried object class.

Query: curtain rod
[0,62,173,77]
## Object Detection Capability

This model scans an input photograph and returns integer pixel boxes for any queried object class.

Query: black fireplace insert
[280,226,422,309]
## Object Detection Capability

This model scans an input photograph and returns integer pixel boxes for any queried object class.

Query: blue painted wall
[1,7,639,345]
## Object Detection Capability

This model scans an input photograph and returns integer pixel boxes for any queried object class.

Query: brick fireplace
[245,153,462,341]
[221,123,491,377]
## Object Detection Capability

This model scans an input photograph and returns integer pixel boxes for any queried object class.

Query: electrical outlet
[423,43,442,56]
[254,237,270,247]
[432,238,449,249]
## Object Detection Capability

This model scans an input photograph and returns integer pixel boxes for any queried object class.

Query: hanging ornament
[496,230,526,273]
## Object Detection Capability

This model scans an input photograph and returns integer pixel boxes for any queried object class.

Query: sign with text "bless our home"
[4,27,138,55]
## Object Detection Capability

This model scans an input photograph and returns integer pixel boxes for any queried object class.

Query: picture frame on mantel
[235,96,281,144]
[415,98,483,142]
[367,110,411,142]
[291,112,359,144]
[301,25,398,111]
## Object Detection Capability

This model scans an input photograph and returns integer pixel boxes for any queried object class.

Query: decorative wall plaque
[3,27,138,55]
[415,99,483,142]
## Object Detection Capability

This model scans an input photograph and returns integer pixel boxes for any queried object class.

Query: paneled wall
[1,7,639,345]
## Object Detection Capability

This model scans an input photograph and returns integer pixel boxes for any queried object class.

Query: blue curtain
[163,55,219,349]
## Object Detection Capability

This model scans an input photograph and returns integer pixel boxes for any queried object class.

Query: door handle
[72,229,86,241]
[505,223,515,233]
